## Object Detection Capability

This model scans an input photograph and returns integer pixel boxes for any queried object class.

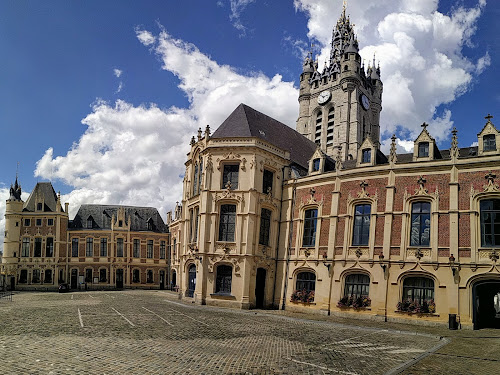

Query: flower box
[397,299,436,314]
[337,295,371,309]
[290,289,314,303]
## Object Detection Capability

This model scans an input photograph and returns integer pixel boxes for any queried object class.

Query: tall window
[87,217,93,229]
[296,272,316,293]
[259,208,271,246]
[326,107,334,147]
[218,204,236,242]
[315,111,322,145]
[19,270,28,283]
[361,149,371,164]
[302,209,318,247]
[198,159,203,193]
[418,142,429,157]
[46,237,54,257]
[192,163,199,196]
[402,277,434,305]
[215,265,232,294]
[147,240,153,258]
[86,238,93,257]
[484,134,496,152]
[100,238,108,257]
[190,207,199,243]
[34,238,42,257]
[72,238,79,257]
[32,269,40,283]
[352,204,371,246]
[99,269,107,282]
[262,169,273,194]
[147,270,153,283]
[116,238,124,257]
[44,269,52,284]
[222,164,239,189]
[133,239,140,258]
[410,202,431,246]
[344,274,370,298]
[24,219,31,227]
[160,241,166,259]
[481,199,500,247]
[133,269,140,283]
[173,239,177,258]
[85,269,93,283]
[22,237,30,257]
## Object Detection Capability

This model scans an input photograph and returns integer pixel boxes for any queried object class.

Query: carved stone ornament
[389,134,397,164]
[216,152,242,170]
[348,247,368,258]
[216,242,236,253]
[206,154,214,172]
[259,158,279,172]
[483,171,499,193]
[259,190,278,208]
[415,176,428,195]
[213,188,244,203]
[490,251,499,263]
[207,253,242,275]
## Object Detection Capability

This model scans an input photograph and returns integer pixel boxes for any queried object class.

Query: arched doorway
[187,264,196,297]
[255,268,266,308]
[473,280,500,329]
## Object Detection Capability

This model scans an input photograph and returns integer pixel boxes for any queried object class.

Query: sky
[0,0,498,252]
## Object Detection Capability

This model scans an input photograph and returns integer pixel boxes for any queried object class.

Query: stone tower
[296,6,383,161]
[2,177,23,289]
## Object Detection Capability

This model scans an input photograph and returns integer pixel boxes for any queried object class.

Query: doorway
[255,268,266,308]
[8,276,15,291]
[187,264,196,297]
[116,269,124,289]
[159,270,165,290]
[70,269,78,289]
[473,280,500,329]
[172,270,177,288]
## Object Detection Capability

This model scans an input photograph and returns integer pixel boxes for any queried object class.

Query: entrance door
[187,265,196,297]
[255,268,266,308]
[116,269,124,289]
[159,270,165,290]
[473,280,500,329]
[172,271,177,288]
[8,276,15,291]
[70,269,78,289]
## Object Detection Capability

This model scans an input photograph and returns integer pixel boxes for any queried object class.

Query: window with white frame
[133,239,140,258]
[480,199,500,247]
[100,238,108,257]
[147,240,153,258]
[86,238,93,257]
[352,204,371,246]
[71,238,79,257]
[22,237,30,257]
[160,240,166,259]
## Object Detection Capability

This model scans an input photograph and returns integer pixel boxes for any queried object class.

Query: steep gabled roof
[23,182,59,212]
[70,205,168,233]
[211,104,317,169]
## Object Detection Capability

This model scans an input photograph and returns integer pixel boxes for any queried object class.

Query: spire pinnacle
[342,0,347,18]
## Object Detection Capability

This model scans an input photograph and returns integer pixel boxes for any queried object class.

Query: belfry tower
[296,5,383,161]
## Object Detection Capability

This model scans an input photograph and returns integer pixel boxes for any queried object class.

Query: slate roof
[211,104,317,169]
[70,205,168,233]
[23,182,59,212]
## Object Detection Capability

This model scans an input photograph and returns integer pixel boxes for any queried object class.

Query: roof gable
[23,182,58,212]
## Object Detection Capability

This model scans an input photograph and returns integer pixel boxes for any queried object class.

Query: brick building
[1,181,169,291]
[169,8,500,329]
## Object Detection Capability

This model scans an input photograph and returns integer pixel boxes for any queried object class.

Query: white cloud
[282,34,309,59]
[294,0,488,143]
[113,69,123,78]
[228,0,256,36]
[115,81,123,94]
[34,26,298,219]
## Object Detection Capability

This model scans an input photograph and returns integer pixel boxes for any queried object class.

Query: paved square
[0,291,445,374]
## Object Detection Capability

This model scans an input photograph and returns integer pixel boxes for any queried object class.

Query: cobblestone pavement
[0,291,452,374]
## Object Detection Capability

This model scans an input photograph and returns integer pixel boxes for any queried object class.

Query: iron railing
[0,292,13,302]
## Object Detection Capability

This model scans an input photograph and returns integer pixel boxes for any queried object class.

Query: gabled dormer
[477,114,499,156]
[308,147,326,175]
[413,123,440,162]
[357,137,376,167]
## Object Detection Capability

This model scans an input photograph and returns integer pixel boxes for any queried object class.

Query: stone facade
[1,182,170,291]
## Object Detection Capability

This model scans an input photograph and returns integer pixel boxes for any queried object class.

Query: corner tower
[297,6,383,161]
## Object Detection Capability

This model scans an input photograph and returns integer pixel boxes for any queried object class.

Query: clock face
[361,94,370,110]
[317,90,331,105]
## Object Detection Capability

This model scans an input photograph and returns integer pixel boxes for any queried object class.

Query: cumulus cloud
[113,69,123,78]
[34,26,298,218]
[228,0,256,36]
[294,0,489,143]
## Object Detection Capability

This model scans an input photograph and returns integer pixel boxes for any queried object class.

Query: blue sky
[0,0,498,232]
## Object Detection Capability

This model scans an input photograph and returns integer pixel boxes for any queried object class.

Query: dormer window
[118,220,123,227]
[483,134,496,152]
[418,142,429,158]
[37,203,43,211]
[147,219,154,231]
[361,149,371,164]
[312,159,320,172]
[87,217,93,229]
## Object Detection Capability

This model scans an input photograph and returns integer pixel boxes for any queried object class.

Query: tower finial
[343,0,347,16]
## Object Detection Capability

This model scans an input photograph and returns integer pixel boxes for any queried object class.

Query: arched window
[410,202,430,246]
[480,199,500,247]
[302,209,318,247]
[344,274,369,298]
[215,265,232,294]
[315,111,322,145]
[400,277,435,313]
[292,272,316,302]
[352,204,371,246]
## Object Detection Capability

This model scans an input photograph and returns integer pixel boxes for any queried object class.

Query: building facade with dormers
[169,9,500,329]
[1,181,170,291]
